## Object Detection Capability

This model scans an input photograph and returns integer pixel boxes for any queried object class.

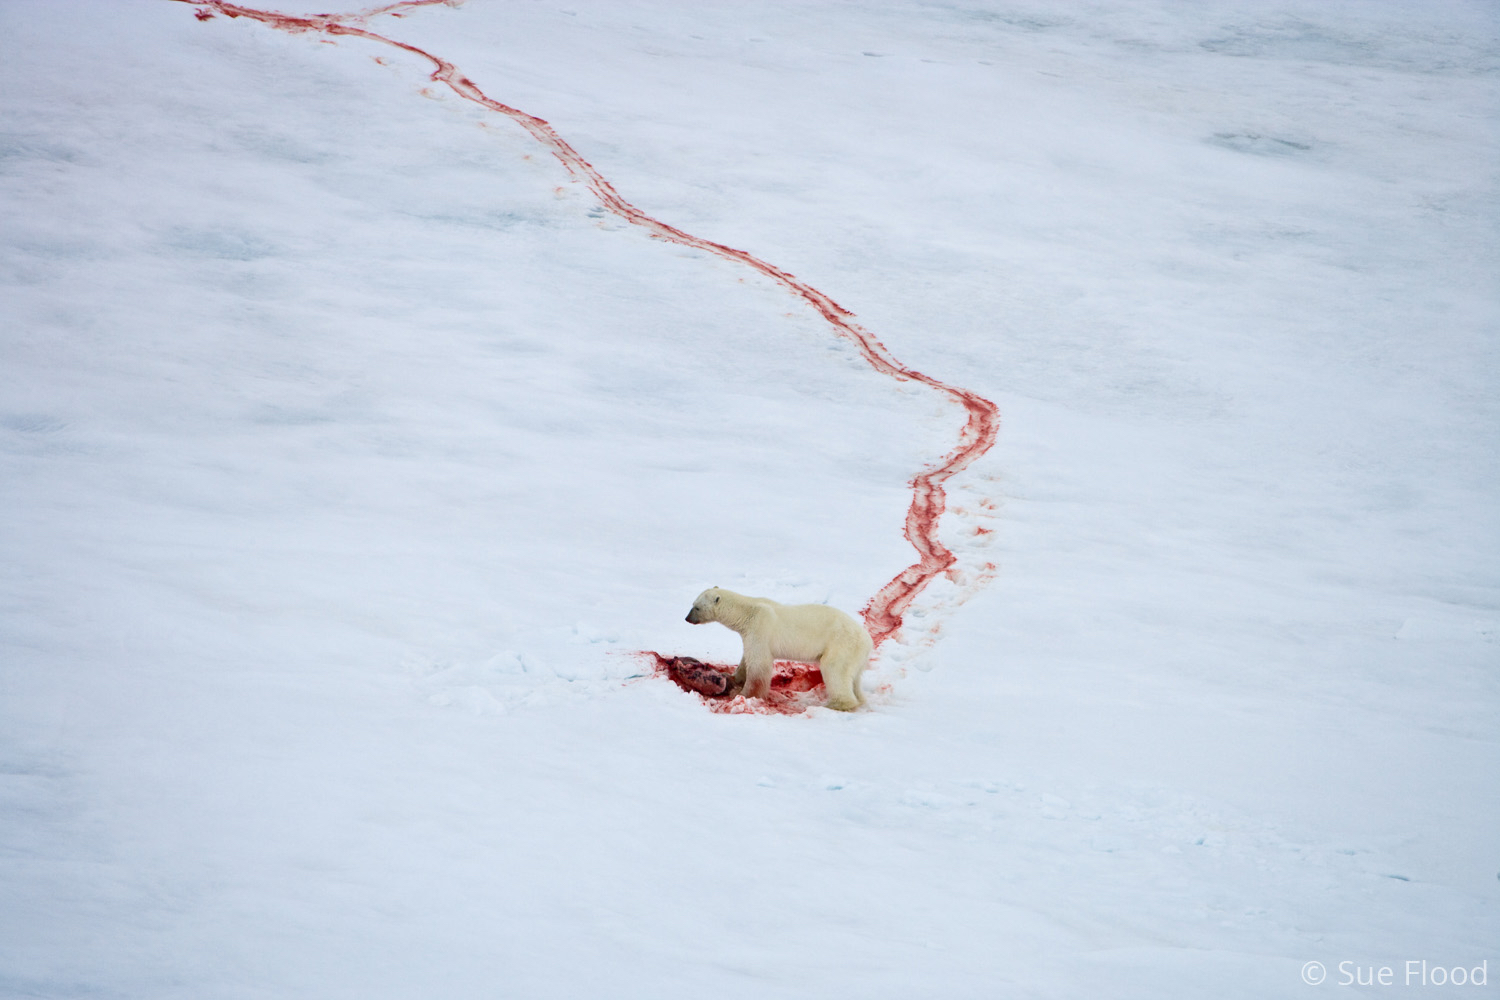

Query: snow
[2,0,1497,996]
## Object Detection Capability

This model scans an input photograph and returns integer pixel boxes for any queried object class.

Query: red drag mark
[646,654,825,716]
[178,0,999,654]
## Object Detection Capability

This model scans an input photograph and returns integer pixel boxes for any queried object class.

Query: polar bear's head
[684,587,724,625]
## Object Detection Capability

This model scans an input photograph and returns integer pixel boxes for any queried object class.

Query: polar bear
[684,587,872,711]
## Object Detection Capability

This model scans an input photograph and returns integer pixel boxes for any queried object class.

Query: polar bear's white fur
[684,587,872,711]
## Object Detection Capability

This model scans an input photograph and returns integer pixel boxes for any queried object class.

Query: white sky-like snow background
[2,1,1497,997]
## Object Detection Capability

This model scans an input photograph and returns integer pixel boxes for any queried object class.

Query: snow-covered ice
[2,1,1496,996]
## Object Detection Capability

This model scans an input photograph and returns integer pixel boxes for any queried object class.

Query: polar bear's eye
[713,596,720,603]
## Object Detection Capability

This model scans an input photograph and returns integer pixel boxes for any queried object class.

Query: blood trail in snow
[178,0,1001,690]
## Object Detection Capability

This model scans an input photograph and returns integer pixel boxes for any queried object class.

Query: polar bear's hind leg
[820,646,867,712]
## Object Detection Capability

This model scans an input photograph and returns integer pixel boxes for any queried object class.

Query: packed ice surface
[1,1,1496,997]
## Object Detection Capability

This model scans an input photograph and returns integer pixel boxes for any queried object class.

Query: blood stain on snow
[646,654,824,716]
[178,0,1002,699]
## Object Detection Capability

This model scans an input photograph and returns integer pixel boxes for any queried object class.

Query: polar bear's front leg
[738,639,774,700]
